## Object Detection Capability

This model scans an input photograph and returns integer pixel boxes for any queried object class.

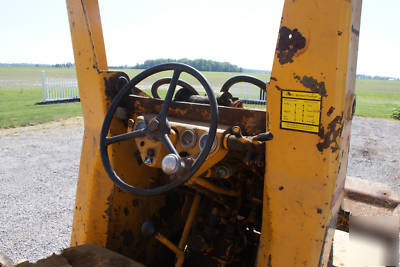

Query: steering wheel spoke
[159,69,181,122]
[105,129,146,145]
[160,134,180,156]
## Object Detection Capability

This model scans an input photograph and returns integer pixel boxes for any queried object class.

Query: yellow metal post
[67,3,163,263]
[257,0,362,266]
[66,0,113,247]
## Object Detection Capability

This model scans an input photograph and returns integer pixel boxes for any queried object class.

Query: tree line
[356,74,399,80]
[130,58,243,72]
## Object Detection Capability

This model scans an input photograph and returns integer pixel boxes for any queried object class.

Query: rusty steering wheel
[100,63,218,196]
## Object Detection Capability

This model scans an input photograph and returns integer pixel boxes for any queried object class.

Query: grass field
[354,79,400,118]
[0,88,81,128]
[0,66,399,128]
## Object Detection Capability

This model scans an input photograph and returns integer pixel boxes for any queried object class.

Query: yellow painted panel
[257,0,362,266]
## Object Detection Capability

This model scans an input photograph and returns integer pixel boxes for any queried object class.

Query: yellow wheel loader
[7,0,399,266]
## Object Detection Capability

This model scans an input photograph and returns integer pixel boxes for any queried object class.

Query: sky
[0,0,399,78]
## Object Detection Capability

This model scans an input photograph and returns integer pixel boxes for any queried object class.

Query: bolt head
[148,117,160,132]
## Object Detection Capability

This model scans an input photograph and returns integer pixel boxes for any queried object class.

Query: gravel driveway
[0,116,399,263]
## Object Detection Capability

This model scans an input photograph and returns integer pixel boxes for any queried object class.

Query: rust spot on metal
[317,115,343,152]
[268,254,272,267]
[134,150,142,165]
[132,199,140,207]
[327,106,335,116]
[123,207,129,216]
[104,192,113,218]
[120,229,134,247]
[351,25,360,36]
[294,75,327,97]
[275,85,286,91]
[277,26,306,64]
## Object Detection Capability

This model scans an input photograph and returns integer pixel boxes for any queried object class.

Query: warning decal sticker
[280,90,322,134]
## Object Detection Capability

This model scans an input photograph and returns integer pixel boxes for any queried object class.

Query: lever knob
[161,154,184,175]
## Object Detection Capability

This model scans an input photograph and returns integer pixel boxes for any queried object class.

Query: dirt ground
[0,116,399,264]
[347,117,400,193]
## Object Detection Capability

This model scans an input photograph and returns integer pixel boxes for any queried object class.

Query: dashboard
[132,114,229,175]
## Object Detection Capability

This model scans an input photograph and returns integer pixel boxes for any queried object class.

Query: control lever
[142,221,185,267]
[253,132,274,142]
[228,126,273,147]
[224,126,273,167]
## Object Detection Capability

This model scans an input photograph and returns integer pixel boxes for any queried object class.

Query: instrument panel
[131,115,228,169]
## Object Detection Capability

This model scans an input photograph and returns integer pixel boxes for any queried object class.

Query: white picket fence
[41,71,79,103]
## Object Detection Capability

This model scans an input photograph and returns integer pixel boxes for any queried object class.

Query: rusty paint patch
[132,199,140,207]
[275,85,286,91]
[294,75,327,97]
[121,229,134,247]
[327,106,335,116]
[123,207,129,216]
[104,191,113,218]
[277,26,306,64]
[134,150,142,165]
[317,115,343,152]
[268,254,272,267]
